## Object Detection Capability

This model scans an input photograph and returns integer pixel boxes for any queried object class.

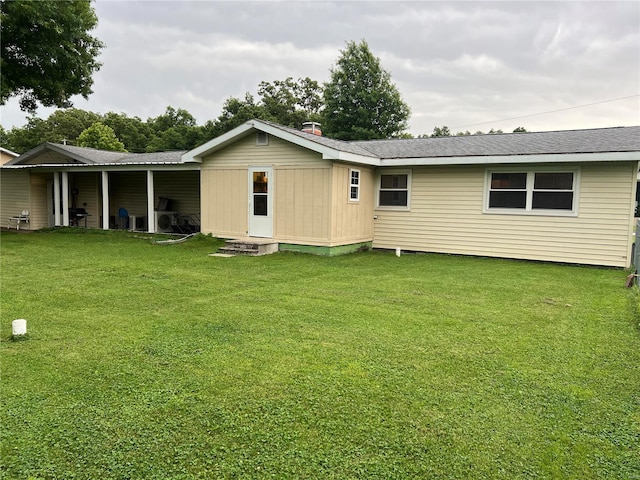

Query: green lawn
[1,229,639,479]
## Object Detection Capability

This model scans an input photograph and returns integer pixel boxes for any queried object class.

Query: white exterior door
[248,167,273,238]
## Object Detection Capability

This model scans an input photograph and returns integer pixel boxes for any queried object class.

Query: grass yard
[1,229,639,479]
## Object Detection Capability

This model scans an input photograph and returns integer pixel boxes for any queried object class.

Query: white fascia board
[0,147,19,157]
[182,119,380,166]
[253,122,380,166]
[380,151,640,167]
[181,122,255,162]
[2,163,198,172]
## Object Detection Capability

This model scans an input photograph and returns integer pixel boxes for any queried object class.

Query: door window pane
[254,194,267,216]
[253,172,268,193]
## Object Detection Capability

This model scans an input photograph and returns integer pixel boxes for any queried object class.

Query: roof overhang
[6,142,98,166]
[2,162,200,172]
[379,151,640,167]
[182,119,380,166]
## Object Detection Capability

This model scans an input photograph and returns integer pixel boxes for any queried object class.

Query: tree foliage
[77,123,126,151]
[322,40,410,140]
[0,0,104,112]
[208,78,324,138]
[424,126,526,137]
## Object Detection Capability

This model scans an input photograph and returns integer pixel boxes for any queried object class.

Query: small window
[349,169,360,202]
[256,132,269,146]
[486,169,578,215]
[377,171,411,209]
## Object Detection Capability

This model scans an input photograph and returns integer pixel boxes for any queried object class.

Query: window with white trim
[377,170,411,209]
[349,169,360,202]
[485,169,578,215]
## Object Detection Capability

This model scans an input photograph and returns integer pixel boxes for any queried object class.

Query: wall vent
[256,132,269,146]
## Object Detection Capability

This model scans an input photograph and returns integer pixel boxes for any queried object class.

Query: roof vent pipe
[302,122,322,136]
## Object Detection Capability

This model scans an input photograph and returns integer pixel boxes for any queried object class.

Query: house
[184,120,639,267]
[3,121,639,268]
[0,147,19,165]
[1,143,200,232]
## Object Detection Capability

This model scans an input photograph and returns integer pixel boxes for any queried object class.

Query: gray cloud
[1,1,638,136]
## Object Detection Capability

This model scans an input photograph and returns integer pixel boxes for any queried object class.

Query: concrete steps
[218,239,279,256]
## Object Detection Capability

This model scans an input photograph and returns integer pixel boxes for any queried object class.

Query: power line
[450,94,640,129]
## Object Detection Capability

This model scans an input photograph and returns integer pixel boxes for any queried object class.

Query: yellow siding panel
[29,174,49,229]
[202,134,328,168]
[1,170,31,229]
[373,162,637,267]
[201,168,247,237]
[330,164,375,243]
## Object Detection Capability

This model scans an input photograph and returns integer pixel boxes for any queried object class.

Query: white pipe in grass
[12,319,27,336]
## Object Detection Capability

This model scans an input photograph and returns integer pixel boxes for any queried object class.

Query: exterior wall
[69,172,101,228]
[201,168,248,238]
[1,169,31,229]
[201,134,337,244]
[274,166,332,244]
[109,172,148,222]
[29,174,49,229]
[373,161,638,268]
[0,151,18,165]
[330,163,375,244]
[153,171,200,215]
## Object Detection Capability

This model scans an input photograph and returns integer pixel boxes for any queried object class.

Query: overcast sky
[1,0,639,136]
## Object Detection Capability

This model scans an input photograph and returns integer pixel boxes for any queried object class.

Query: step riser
[220,240,279,256]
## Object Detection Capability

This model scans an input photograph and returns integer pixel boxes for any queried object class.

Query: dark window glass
[379,190,408,206]
[491,173,526,189]
[534,173,573,190]
[253,194,267,216]
[489,191,527,208]
[532,192,573,210]
[351,171,359,185]
[380,174,407,189]
[350,186,359,200]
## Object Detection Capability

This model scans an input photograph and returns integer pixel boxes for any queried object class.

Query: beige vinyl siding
[1,151,17,165]
[201,133,334,242]
[201,168,247,237]
[109,172,148,218]
[330,164,374,244]
[373,162,637,267]
[1,169,31,229]
[29,174,49,229]
[201,134,327,168]
[274,166,332,244]
[70,172,101,228]
[21,151,78,165]
[154,171,200,214]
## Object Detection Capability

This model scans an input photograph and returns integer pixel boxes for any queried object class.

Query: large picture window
[486,169,578,215]
[377,171,411,209]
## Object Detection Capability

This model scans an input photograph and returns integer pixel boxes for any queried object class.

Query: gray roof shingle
[350,126,640,159]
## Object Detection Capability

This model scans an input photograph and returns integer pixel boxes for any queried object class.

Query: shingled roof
[350,126,640,159]
[5,143,186,166]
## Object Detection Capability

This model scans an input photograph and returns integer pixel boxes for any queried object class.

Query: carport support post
[101,171,109,230]
[61,171,69,226]
[147,170,155,233]
[53,172,61,226]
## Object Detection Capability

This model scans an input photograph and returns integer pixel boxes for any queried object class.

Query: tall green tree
[77,123,126,151]
[101,112,154,153]
[0,0,104,112]
[322,40,410,140]
[258,77,323,127]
